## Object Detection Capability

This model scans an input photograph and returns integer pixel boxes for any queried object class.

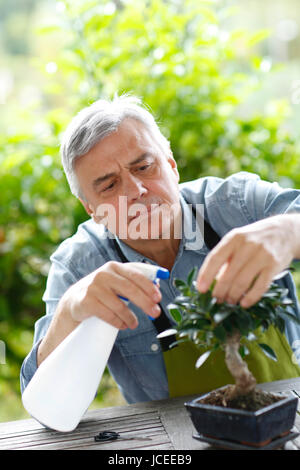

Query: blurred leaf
[277,308,300,325]
[258,343,277,362]
[239,344,250,358]
[247,29,271,47]
[213,324,227,342]
[167,305,182,323]
[156,328,177,339]
[187,267,197,287]
[195,350,212,369]
[214,311,232,324]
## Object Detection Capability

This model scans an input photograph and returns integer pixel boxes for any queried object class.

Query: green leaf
[156,328,177,339]
[261,319,271,332]
[247,332,257,341]
[167,304,182,322]
[194,318,212,329]
[239,344,250,358]
[168,338,189,349]
[178,328,198,340]
[258,343,277,361]
[188,313,205,321]
[232,312,252,335]
[213,325,227,342]
[278,308,300,325]
[195,350,212,369]
[173,295,191,304]
[173,279,186,289]
[260,291,278,299]
[272,270,290,281]
[187,267,197,287]
[274,316,285,334]
[214,311,232,324]
[249,305,269,320]
[222,317,233,334]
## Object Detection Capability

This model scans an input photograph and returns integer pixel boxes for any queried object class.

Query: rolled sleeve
[235,172,300,220]
[20,339,42,394]
[204,172,300,234]
[258,182,300,218]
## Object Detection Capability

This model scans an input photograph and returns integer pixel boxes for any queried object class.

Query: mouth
[128,203,161,222]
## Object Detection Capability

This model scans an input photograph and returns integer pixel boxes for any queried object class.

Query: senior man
[21,95,300,402]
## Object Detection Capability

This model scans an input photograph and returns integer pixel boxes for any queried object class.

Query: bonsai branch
[224,330,256,400]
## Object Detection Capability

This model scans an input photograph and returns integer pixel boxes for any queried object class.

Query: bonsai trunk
[224,330,256,400]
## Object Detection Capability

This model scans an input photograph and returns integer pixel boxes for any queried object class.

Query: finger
[99,291,141,329]
[240,269,272,308]
[224,259,265,305]
[96,300,138,330]
[196,238,236,292]
[72,292,137,329]
[89,281,140,329]
[114,262,162,304]
[212,244,263,302]
[96,269,161,321]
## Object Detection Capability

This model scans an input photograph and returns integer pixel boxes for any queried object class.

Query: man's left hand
[196,214,300,308]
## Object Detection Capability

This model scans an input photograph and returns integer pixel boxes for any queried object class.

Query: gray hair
[60,94,170,199]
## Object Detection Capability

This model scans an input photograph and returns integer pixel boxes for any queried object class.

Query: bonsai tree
[158,267,300,405]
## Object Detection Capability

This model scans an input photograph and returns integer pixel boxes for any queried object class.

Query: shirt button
[151,343,159,352]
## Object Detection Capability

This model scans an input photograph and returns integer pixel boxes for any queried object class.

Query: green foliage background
[1,0,300,421]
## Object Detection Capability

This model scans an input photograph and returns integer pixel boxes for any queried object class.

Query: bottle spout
[156,267,169,280]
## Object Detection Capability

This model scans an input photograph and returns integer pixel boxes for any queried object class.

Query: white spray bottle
[22,262,169,432]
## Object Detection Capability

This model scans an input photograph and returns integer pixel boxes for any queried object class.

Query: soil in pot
[198,385,283,411]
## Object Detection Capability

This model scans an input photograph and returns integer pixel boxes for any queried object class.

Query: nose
[123,173,147,201]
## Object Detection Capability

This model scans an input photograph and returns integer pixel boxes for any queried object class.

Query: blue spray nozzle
[156,268,170,280]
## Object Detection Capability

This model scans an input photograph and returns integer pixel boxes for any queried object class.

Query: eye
[135,163,155,173]
[138,164,151,171]
[102,181,116,192]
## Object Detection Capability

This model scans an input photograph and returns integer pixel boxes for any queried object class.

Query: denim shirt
[20,172,300,403]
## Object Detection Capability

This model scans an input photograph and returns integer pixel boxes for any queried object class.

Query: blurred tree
[43,0,300,185]
[1,0,300,420]
[0,0,38,55]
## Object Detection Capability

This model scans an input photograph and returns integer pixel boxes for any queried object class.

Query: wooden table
[1,378,300,451]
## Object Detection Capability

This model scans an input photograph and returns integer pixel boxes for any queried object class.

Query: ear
[167,152,180,182]
[79,198,101,223]
[79,197,93,216]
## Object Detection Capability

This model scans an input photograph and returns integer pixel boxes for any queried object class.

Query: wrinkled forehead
[85,117,169,164]
[112,118,166,153]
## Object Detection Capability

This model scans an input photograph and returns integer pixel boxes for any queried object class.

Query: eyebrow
[92,153,152,189]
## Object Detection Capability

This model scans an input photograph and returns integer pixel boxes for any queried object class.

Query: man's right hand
[62,261,162,330]
[37,261,162,366]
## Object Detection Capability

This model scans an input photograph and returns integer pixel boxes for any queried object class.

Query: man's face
[75,119,180,241]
